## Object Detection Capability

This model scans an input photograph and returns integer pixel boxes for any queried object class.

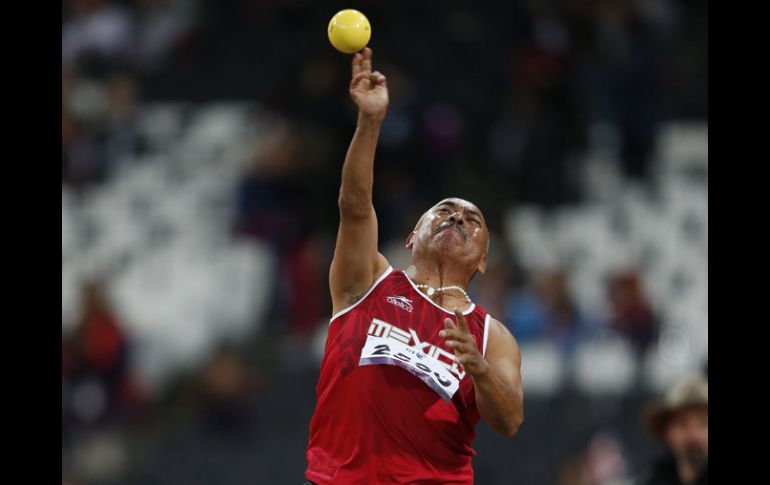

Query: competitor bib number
[359,334,460,402]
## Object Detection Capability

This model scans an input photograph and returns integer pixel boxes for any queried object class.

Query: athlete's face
[407,198,489,275]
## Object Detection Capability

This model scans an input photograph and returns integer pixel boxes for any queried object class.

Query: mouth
[434,223,467,242]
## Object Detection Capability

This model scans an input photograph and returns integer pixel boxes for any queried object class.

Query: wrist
[357,111,385,126]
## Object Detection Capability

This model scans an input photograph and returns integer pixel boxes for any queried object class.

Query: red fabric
[306,269,490,485]
[82,312,124,370]
[288,240,322,334]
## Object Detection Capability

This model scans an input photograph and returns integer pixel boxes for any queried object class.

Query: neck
[403,260,471,290]
[404,260,474,312]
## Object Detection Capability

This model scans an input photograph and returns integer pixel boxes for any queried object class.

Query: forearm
[338,113,382,216]
[473,364,524,438]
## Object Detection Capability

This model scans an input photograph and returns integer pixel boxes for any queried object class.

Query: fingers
[441,322,475,353]
[455,354,475,365]
[445,339,474,354]
[440,328,462,340]
[371,71,386,87]
[350,71,385,92]
[349,71,370,91]
[454,309,469,333]
[361,47,372,74]
[351,52,363,77]
[351,49,381,89]
[441,311,478,361]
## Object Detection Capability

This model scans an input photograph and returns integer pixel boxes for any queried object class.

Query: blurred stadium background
[61,0,707,484]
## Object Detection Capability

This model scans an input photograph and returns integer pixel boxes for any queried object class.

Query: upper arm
[329,205,389,316]
[485,318,524,400]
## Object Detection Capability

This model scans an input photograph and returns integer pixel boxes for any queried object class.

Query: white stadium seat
[518,341,565,395]
[64,103,277,392]
[573,336,637,395]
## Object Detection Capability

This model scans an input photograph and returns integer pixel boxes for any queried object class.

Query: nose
[449,211,464,225]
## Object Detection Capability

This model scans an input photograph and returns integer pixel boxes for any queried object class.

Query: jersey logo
[385,295,414,313]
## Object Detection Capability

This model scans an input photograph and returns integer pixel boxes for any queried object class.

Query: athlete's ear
[477,251,487,275]
[406,231,415,250]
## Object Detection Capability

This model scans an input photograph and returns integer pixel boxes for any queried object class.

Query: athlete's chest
[341,281,483,397]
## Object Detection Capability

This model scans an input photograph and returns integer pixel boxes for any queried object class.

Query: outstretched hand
[440,309,490,378]
[350,47,388,121]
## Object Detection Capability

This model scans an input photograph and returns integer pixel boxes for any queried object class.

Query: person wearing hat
[642,375,708,485]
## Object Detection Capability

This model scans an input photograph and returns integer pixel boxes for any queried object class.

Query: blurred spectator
[102,72,146,162]
[488,0,584,208]
[297,57,348,125]
[607,268,659,354]
[373,59,419,153]
[285,235,325,336]
[135,0,195,72]
[235,120,303,246]
[62,0,135,73]
[578,0,670,180]
[62,280,141,435]
[560,455,590,485]
[421,101,464,158]
[198,346,262,436]
[234,121,323,334]
[583,433,629,485]
[472,238,518,320]
[558,432,630,485]
[505,268,597,358]
[62,106,109,188]
[62,71,145,187]
[642,376,708,485]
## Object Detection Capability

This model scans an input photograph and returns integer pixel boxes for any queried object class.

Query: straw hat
[644,376,708,440]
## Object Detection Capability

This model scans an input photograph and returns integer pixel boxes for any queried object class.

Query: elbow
[499,410,524,438]
[508,414,524,438]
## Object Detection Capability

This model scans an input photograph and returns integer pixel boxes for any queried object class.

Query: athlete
[305,48,524,484]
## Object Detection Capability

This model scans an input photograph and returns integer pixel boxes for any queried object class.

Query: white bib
[359,334,460,402]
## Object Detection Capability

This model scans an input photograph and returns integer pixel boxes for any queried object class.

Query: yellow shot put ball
[328,9,371,54]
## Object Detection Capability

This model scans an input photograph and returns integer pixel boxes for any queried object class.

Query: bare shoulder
[331,252,390,315]
[486,317,521,363]
[485,317,523,396]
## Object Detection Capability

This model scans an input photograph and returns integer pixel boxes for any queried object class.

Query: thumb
[444,317,456,329]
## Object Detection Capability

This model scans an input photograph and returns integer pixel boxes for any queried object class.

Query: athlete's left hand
[439,309,490,378]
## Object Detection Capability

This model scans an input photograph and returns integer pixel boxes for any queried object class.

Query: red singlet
[306,267,492,484]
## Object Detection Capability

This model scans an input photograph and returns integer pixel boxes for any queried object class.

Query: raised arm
[330,48,390,316]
